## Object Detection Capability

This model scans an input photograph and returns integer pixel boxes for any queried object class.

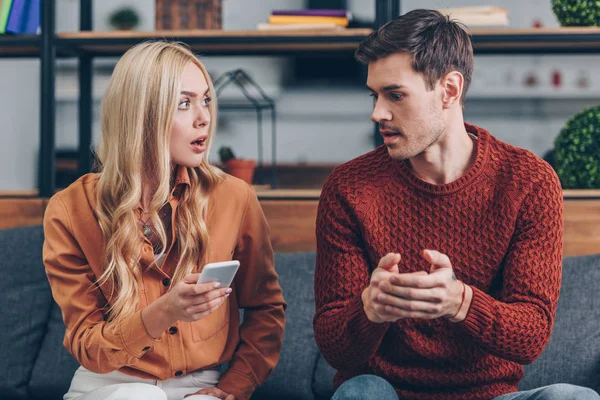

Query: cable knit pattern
[313,124,564,400]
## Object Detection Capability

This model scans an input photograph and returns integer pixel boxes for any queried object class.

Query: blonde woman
[43,41,286,400]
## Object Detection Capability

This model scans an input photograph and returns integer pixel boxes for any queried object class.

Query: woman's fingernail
[213,282,221,288]
[226,288,232,294]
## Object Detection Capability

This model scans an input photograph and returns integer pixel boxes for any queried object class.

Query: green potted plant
[109,7,140,31]
[218,146,256,184]
[552,0,600,26]
[554,105,600,188]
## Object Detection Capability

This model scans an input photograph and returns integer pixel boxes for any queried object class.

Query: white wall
[0,60,40,189]
[2,0,599,190]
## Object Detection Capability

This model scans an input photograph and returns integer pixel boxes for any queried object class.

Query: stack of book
[257,9,352,31]
[0,0,40,35]
[437,6,509,28]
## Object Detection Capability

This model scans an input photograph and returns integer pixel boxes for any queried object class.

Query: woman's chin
[172,156,205,169]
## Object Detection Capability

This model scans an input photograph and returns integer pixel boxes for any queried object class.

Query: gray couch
[1,225,599,400]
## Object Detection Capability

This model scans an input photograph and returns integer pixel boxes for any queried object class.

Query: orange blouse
[43,168,286,400]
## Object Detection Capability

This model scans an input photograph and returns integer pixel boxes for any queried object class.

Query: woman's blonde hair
[95,41,223,323]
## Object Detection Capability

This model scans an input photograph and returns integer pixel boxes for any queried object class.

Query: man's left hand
[184,387,236,400]
[377,249,466,320]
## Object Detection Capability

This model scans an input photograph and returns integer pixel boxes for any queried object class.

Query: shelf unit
[5,1,600,197]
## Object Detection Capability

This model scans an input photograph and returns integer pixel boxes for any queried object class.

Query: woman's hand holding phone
[142,273,230,338]
[163,273,232,323]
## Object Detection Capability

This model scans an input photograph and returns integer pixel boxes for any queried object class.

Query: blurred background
[1,0,598,191]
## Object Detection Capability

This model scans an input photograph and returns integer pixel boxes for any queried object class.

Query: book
[0,0,13,34]
[438,6,509,27]
[257,22,341,31]
[268,15,349,27]
[23,0,39,34]
[5,0,26,34]
[271,9,351,18]
[439,6,507,15]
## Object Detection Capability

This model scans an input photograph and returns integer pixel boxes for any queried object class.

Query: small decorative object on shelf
[554,106,600,189]
[576,70,591,88]
[108,7,140,31]
[213,69,277,188]
[155,0,222,30]
[524,71,539,87]
[219,146,256,185]
[552,0,600,27]
[551,69,562,88]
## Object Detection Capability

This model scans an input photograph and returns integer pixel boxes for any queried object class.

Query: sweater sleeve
[43,194,155,373]
[459,167,564,364]
[217,185,286,400]
[313,177,390,371]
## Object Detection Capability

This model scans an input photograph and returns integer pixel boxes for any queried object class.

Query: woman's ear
[440,71,464,109]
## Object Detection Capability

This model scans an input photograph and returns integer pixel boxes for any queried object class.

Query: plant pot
[225,159,256,184]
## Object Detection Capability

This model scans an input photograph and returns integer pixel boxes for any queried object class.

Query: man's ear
[440,71,464,109]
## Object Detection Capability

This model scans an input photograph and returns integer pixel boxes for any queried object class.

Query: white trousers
[64,366,221,400]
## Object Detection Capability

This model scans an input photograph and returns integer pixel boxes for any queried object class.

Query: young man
[313,9,599,400]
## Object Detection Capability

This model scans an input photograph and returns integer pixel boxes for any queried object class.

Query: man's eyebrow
[366,84,406,92]
[382,84,405,91]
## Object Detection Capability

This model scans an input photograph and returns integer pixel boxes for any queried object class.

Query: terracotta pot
[226,159,256,184]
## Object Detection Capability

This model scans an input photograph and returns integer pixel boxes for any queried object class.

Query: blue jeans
[494,383,600,400]
[331,375,600,400]
[331,375,398,400]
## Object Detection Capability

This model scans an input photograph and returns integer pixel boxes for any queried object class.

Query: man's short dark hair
[355,9,474,104]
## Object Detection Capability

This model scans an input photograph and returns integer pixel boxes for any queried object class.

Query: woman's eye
[201,97,212,107]
[178,100,191,110]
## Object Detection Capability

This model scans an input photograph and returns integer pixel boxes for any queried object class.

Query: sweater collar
[393,123,490,195]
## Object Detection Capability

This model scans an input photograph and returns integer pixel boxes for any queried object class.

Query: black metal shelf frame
[39,0,55,197]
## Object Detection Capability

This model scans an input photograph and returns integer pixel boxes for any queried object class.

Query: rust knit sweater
[314,124,563,400]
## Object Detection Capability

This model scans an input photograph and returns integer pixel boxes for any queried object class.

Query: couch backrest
[0,225,79,400]
[520,252,600,393]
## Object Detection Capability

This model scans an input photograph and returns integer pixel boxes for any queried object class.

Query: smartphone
[197,260,240,288]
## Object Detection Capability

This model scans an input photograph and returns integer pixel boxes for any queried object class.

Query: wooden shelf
[469,27,600,54]
[255,188,321,200]
[56,28,374,56]
[0,35,40,57]
[563,189,600,199]
[48,27,600,57]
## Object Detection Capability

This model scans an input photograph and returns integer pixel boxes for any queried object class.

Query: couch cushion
[313,354,336,400]
[252,252,320,400]
[521,253,600,393]
[0,225,53,400]
[27,301,79,400]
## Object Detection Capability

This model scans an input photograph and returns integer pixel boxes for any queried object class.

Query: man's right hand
[362,253,402,323]
[362,253,428,323]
